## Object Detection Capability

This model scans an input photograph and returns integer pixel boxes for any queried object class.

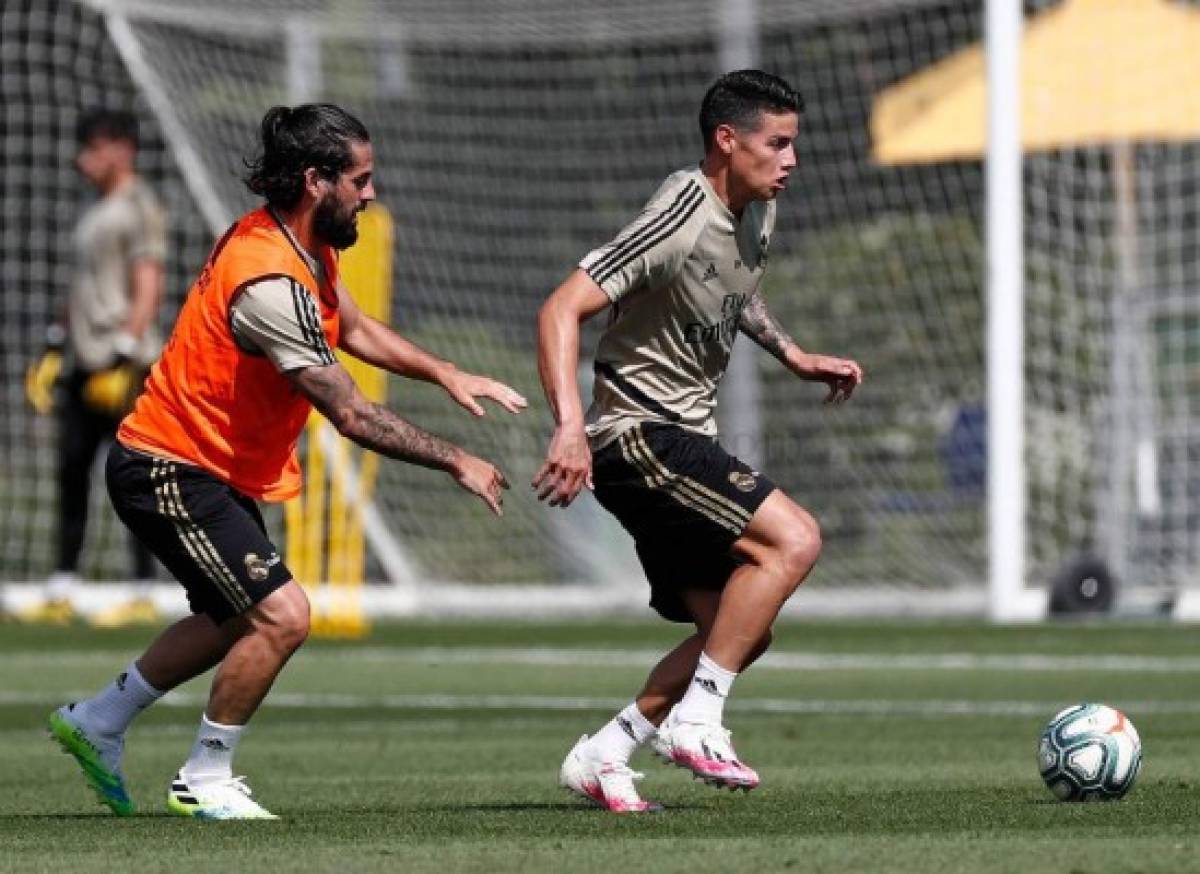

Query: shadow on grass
[425,801,606,813]
[418,801,706,813]
[0,812,192,820]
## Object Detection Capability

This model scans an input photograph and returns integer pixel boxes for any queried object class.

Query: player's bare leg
[202,581,311,725]
[136,614,243,690]
[707,491,820,670]
[48,610,238,816]
[654,490,821,790]
[635,634,706,725]
[163,581,309,820]
[560,590,701,813]
[563,589,777,812]
[634,590,773,725]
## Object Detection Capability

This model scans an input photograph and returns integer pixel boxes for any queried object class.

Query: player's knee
[278,597,311,653]
[254,584,310,654]
[775,510,821,586]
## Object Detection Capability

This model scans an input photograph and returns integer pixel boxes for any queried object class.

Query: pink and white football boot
[651,708,759,791]
[560,735,663,813]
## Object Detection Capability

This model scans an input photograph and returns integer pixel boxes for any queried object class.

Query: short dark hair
[243,103,370,210]
[76,108,139,148]
[699,70,804,150]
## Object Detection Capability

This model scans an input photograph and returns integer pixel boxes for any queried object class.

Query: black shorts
[591,422,776,623]
[106,441,293,624]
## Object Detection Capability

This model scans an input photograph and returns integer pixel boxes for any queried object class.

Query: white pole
[104,13,231,234]
[986,0,1033,620]
[285,17,322,105]
[716,0,764,467]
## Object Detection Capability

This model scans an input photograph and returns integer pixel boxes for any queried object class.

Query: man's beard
[313,194,359,249]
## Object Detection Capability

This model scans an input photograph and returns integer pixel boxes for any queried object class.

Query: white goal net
[3,0,1197,617]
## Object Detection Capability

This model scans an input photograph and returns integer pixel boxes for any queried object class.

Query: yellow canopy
[872,0,1200,164]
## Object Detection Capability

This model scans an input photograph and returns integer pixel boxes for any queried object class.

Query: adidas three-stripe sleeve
[580,176,708,303]
[229,276,337,372]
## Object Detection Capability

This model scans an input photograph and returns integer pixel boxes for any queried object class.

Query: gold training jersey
[68,177,167,370]
[580,167,775,449]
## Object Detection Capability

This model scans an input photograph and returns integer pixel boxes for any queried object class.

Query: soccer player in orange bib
[49,103,526,820]
[535,71,862,812]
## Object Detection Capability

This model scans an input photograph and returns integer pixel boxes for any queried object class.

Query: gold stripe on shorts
[151,459,251,612]
[618,428,749,535]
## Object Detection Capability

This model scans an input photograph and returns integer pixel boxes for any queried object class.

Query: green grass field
[2,619,1198,873]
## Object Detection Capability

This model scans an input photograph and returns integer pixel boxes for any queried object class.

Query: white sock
[180,714,245,783]
[675,652,738,725]
[78,661,163,736]
[586,702,657,764]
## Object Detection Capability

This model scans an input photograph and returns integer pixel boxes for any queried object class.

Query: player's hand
[795,353,863,404]
[450,452,510,516]
[532,424,592,508]
[441,368,528,417]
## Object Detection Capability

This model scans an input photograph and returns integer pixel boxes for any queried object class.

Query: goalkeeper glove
[25,350,63,415]
[82,364,142,416]
[25,323,66,415]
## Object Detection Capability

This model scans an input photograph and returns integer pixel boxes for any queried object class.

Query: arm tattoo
[738,293,797,363]
[288,363,460,472]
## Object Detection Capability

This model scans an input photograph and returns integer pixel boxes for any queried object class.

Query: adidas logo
[694,677,724,697]
[701,262,719,282]
[116,672,128,692]
[617,716,638,741]
[200,737,230,752]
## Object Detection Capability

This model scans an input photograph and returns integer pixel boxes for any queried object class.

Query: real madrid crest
[728,471,758,493]
[244,552,270,582]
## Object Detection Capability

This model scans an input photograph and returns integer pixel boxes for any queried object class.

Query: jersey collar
[693,168,737,233]
[266,206,338,307]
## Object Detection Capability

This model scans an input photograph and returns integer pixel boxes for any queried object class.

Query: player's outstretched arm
[336,282,527,417]
[288,360,509,515]
[738,292,864,404]
[532,269,611,508]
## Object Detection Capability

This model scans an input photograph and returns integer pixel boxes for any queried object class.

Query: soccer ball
[1037,703,1142,801]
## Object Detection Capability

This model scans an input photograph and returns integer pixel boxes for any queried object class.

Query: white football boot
[651,708,759,791]
[167,772,278,820]
[560,735,662,813]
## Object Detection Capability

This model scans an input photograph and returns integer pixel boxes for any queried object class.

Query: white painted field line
[342,647,1200,674]
[10,646,1200,673]
[3,689,1198,717]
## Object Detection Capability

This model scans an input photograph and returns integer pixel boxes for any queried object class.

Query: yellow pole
[295,202,392,639]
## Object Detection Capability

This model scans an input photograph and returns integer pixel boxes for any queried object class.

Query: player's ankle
[181,714,244,782]
[178,767,232,786]
[674,652,738,724]
[586,702,657,763]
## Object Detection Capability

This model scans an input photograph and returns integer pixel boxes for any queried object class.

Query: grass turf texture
[1,619,1198,873]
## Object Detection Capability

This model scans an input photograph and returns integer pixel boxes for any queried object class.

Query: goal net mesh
[3,0,1195,610]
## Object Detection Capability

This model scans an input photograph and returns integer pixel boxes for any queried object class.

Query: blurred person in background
[22,107,166,627]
